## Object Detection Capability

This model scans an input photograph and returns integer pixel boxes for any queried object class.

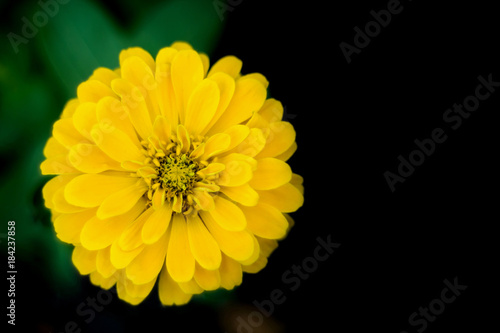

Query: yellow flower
[41,42,304,306]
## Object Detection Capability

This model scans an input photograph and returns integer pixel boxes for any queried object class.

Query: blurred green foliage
[0,0,225,295]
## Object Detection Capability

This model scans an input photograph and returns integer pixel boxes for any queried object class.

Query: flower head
[41,42,303,305]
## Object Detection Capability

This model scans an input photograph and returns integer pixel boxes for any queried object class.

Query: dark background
[1,0,498,332]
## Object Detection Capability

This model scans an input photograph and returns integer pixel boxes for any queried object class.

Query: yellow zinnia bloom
[41,42,304,306]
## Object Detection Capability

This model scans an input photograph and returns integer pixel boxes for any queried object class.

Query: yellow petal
[124,277,156,300]
[275,141,297,162]
[219,254,243,290]
[193,263,220,291]
[202,72,236,135]
[240,203,288,239]
[90,270,117,290]
[229,127,266,157]
[170,41,193,51]
[208,77,267,134]
[248,158,291,190]
[176,124,190,154]
[96,96,140,146]
[255,122,296,159]
[187,214,221,270]
[192,190,214,211]
[77,80,117,103]
[64,174,138,208]
[246,111,269,130]
[110,240,145,270]
[171,50,204,123]
[80,198,145,251]
[242,255,267,274]
[43,137,67,159]
[96,246,116,278]
[202,211,254,261]
[197,163,225,177]
[69,143,122,173]
[126,230,169,284]
[118,207,153,251]
[152,187,166,209]
[72,246,97,275]
[199,53,210,77]
[53,208,96,244]
[52,118,89,149]
[220,183,259,207]
[257,183,304,212]
[238,234,260,266]
[52,186,86,213]
[207,55,242,79]
[117,276,156,305]
[41,154,79,175]
[72,102,98,140]
[172,193,183,213]
[155,50,178,126]
[258,98,283,123]
[96,180,147,220]
[121,160,144,172]
[184,79,220,135]
[158,266,192,306]
[217,154,254,187]
[119,47,155,73]
[152,115,172,147]
[258,236,279,258]
[89,67,119,87]
[199,133,231,161]
[91,124,144,163]
[60,98,80,119]
[194,182,220,192]
[242,237,278,273]
[221,124,250,152]
[166,214,195,282]
[111,78,154,140]
[142,203,172,244]
[178,278,204,295]
[156,46,178,65]
[290,173,304,194]
[42,175,76,210]
[201,196,246,231]
[243,73,269,89]
[121,55,160,118]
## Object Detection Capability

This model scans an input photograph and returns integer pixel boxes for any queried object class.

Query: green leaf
[39,0,126,98]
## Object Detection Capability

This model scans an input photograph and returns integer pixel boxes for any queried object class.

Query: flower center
[135,127,220,214]
[157,154,199,195]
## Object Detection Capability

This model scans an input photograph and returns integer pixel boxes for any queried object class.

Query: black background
[7,0,500,332]
[213,0,499,332]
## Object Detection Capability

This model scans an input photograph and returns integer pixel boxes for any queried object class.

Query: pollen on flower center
[157,154,199,195]
[135,128,220,214]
